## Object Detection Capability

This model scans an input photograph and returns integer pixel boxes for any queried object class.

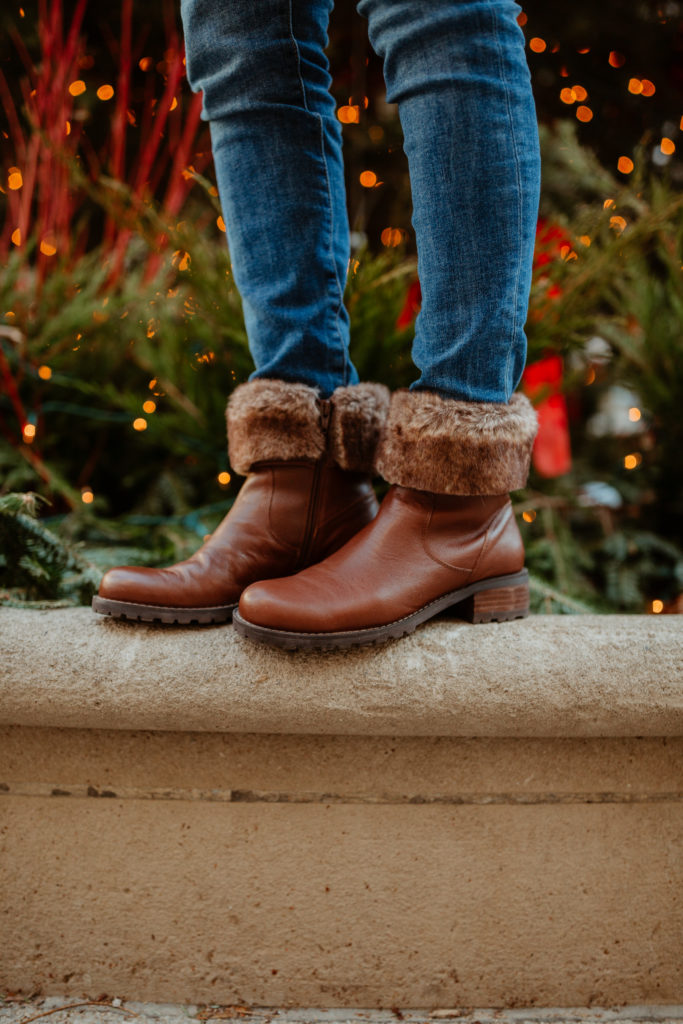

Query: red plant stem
[132,58,182,197]
[0,344,27,430]
[105,0,132,245]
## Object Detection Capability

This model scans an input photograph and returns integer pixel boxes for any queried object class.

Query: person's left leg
[234,0,541,649]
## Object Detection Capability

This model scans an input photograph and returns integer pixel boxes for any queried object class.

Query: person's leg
[93,0,392,625]
[234,0,542,649]
[180,0,359,396]
[361,0,540,403]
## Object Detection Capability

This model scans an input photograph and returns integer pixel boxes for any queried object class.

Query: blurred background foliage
[1,0,682,614]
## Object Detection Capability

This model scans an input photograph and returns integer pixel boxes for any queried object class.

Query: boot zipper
[296,398,331,571]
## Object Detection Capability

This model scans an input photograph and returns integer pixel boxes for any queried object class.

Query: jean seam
[287,0,350,387]
[490,1,524,402]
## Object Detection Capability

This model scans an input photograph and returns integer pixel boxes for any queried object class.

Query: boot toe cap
[98,566,164,604]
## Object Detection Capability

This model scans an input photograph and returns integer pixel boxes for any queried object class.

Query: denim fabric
[180,0,540,402]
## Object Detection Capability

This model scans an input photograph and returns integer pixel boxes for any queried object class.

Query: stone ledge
[1,607,681,736]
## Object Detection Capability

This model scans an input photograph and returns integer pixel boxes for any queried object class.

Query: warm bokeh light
[628,78,643,94]
[337,105,360,124]
[360,170,377,187]
[139,57,152,71]
[22,423,36,441]
[624,453,641,469]
[576,105,593,122]
[652,599,664,614]
[560,88,576,104]
[522,510,536,523]
[529,37,546,53]
[68,80,86,96]
[660,137,675,155]
[142,400,156,414]
[380,227,404,247]
[8,169,23,190]
[38,365,52,380]
[39,239,57,256]
[172,250,191,271]
[617,156,634,173]
[217,216,226,232]
[516,11,527,26]
[96,84,114,100]
[81,489,94,504]
[608,51,625,68]
[217,471,231,486]
[610,215,627,233]
[579,235,591,246]
[640,79,655,97]
[11,228,21,246]
[133,418,147,431]
[572,85,587,101]
[629,407,642,422]
[603,198,616,209]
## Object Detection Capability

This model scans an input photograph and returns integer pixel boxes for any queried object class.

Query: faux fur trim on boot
[375,389,538,495]
[227,378,390,476]
[328,383,391,475]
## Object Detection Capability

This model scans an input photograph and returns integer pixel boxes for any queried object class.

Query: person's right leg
[181,0,358,396]
[93,0,389,625]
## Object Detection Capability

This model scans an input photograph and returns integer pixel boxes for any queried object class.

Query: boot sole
[91,595,236,625]
[232,569,530,651]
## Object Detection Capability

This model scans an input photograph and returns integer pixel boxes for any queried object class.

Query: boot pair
[93,380,538,649]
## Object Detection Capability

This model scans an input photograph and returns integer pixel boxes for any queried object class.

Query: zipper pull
[319,398,331,437]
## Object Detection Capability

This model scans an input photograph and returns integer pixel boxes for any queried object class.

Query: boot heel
[460,581,530,624]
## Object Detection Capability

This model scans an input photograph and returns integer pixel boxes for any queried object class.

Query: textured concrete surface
[2,728,683,802]
[2,725,682,1007]
[1,1005,683,1024]
[2,800,683,1005]
[1,609,682,735]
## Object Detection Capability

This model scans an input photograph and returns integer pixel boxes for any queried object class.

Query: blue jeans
[180,0,540,403]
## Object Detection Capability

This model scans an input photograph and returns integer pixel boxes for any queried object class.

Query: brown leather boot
[233,388,538,649]
[92,379,389,624]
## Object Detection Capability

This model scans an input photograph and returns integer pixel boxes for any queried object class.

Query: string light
[337,105,360,124]
[624,453,642,469]
[38,365,52,380]
[7,168,23,190]
[661,138,675,155]
[68,80,86,96]
[133,418,147,431]
[359,170,377,187]
[217,471,231,486]
[380,227,405,247]
[96,84,114,100]
[529,38,546,53]
[651,599,663,614]
[22,423,36,442]
[81,488,94,504]
[629,407,642,422]
[617,156,634,173]
[142,400,156,414]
